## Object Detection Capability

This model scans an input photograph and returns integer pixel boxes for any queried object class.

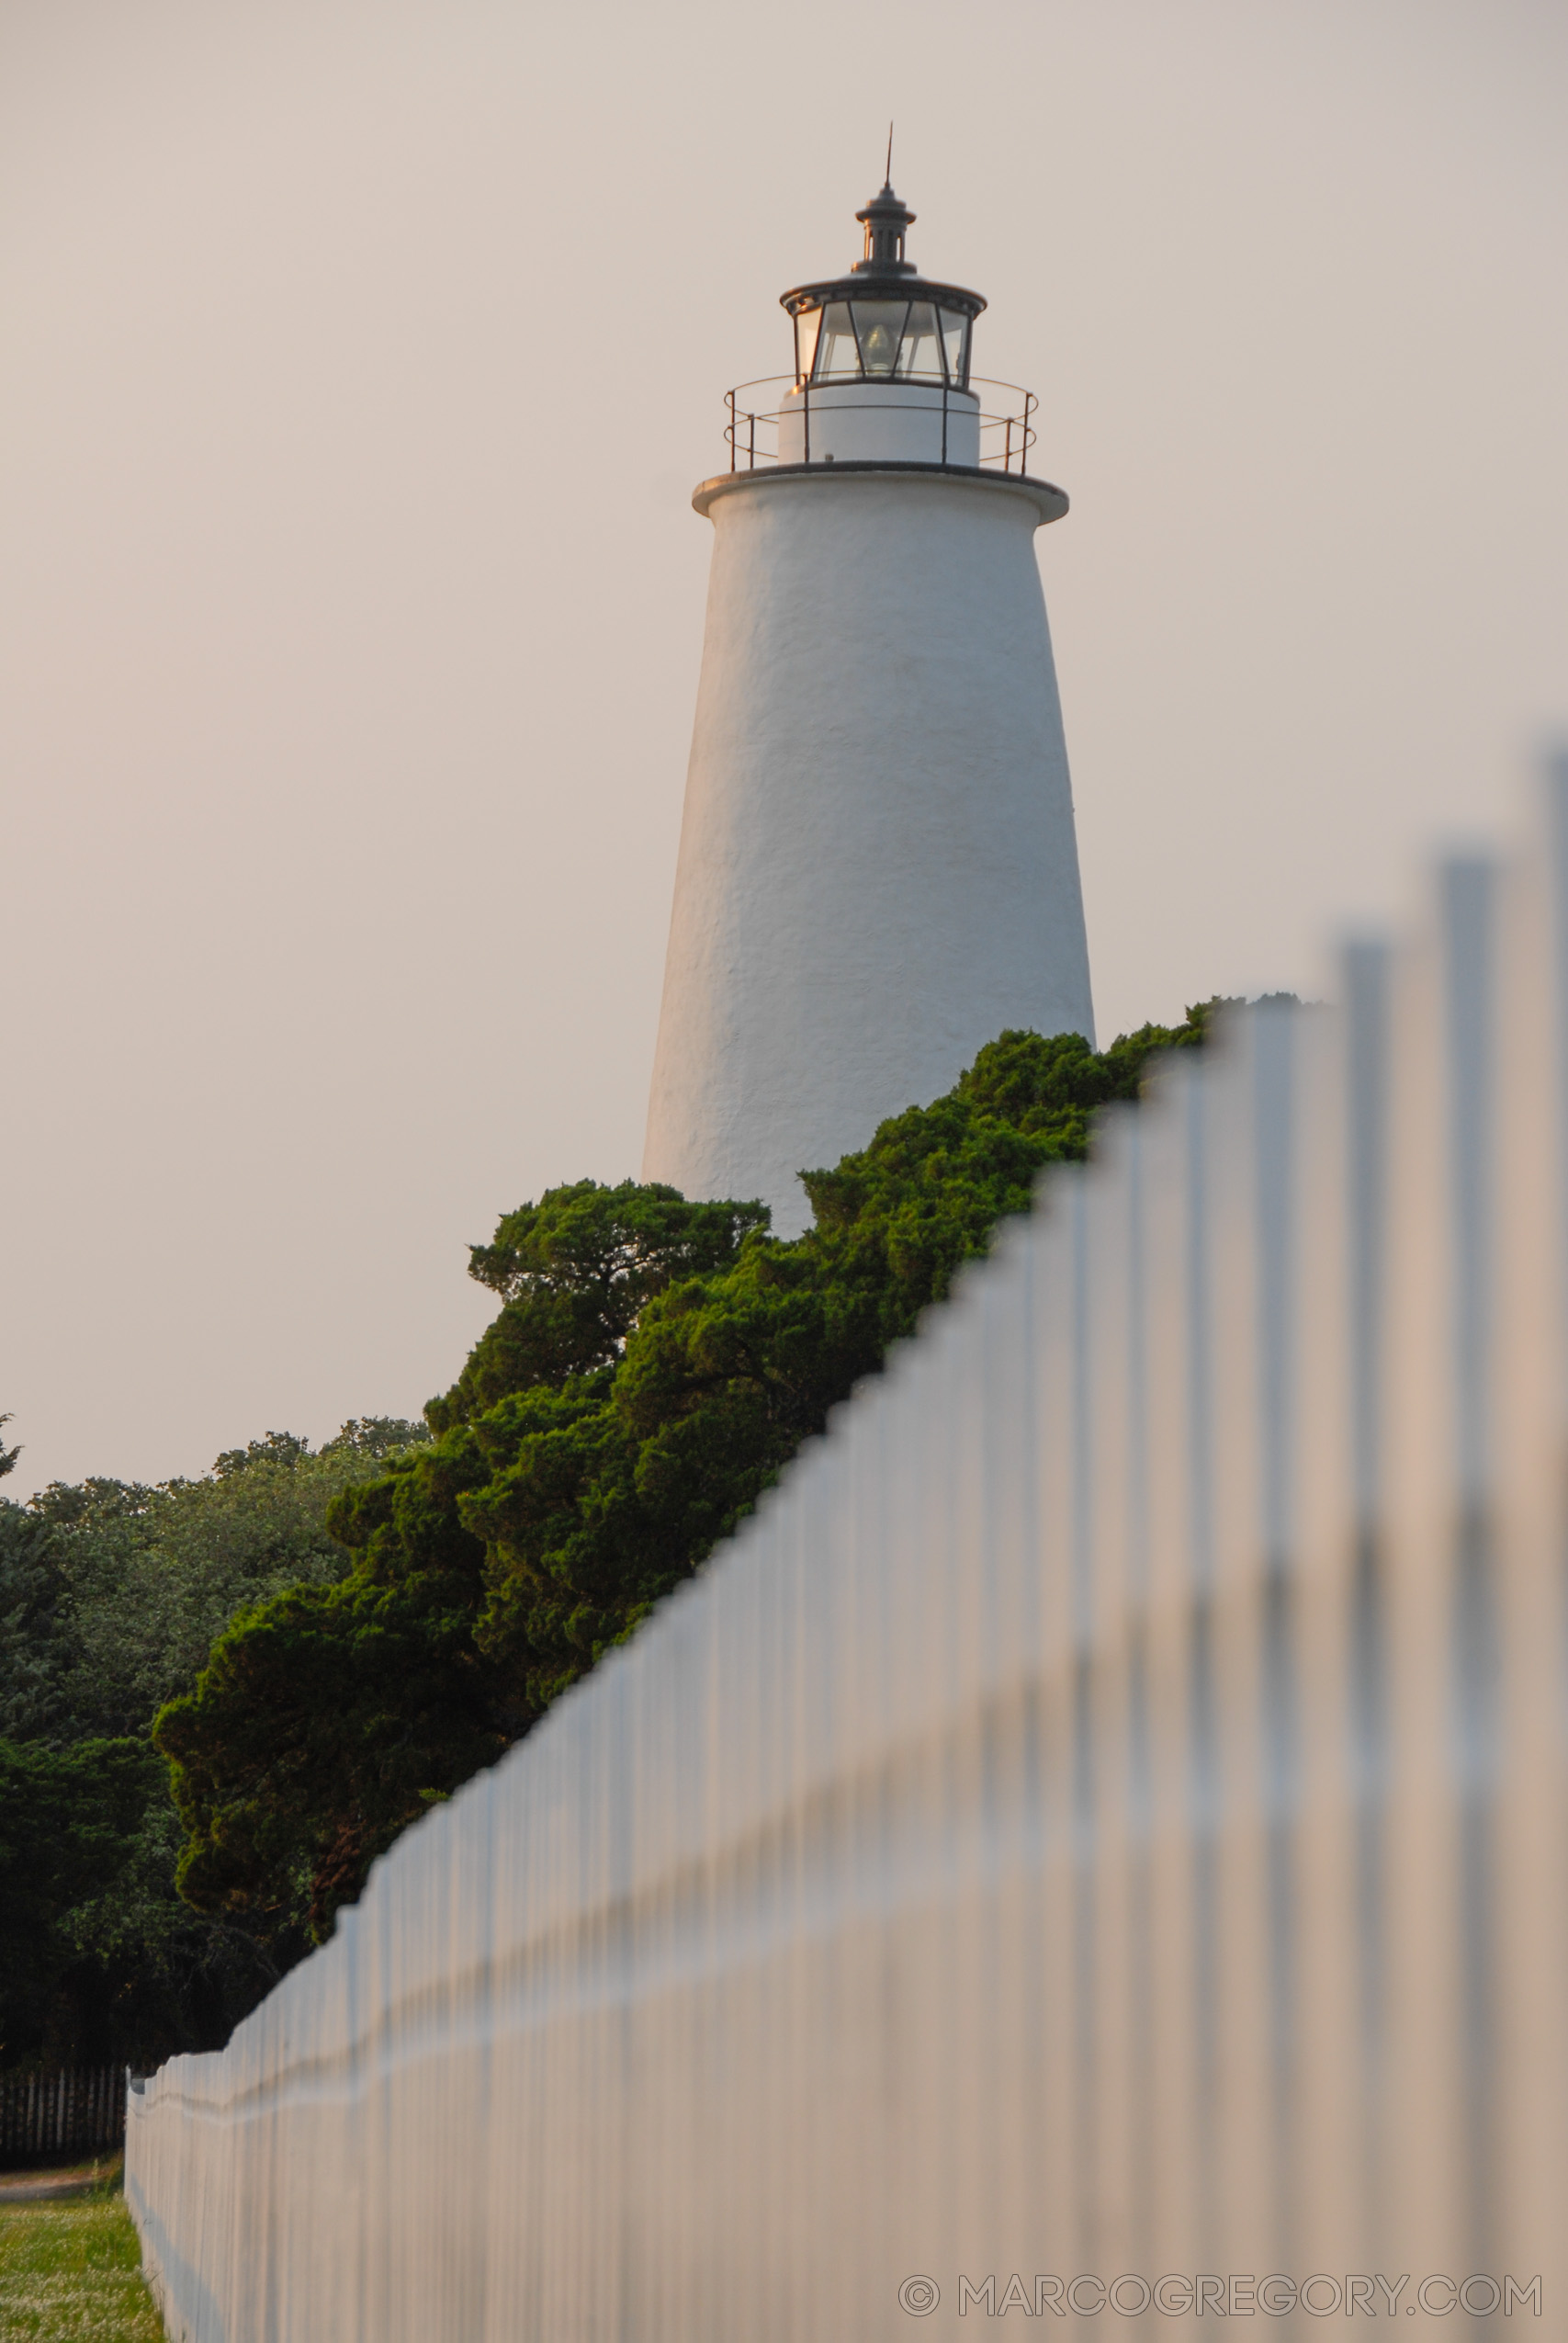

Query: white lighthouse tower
[643,178,1094,1236]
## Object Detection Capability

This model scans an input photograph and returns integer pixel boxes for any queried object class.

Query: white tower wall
[642,464,1094,1235]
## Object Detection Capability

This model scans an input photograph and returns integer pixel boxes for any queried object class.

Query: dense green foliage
[160,1017,1210,1950]
[0,1737,158,2065]
[0,1421,426,2069]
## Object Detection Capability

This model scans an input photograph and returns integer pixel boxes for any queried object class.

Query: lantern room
[776,182,987,466]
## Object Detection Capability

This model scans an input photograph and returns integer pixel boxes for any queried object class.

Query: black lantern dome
[780,182,986,392]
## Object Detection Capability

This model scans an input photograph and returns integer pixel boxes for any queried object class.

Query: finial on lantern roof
[852,157,916,277]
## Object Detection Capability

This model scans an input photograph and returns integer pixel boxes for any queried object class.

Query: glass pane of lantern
[794,307,822,383]
[815,302,859,379]
[898,302,942,379]
[852,301,908,378]
[940,309,970,385]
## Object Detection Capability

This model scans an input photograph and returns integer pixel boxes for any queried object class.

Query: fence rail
[0,2066,126,2168]
[127,772,1568,2340]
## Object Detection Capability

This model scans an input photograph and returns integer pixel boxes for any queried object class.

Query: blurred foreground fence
[0,2066,125,2168]
[128,785,1568,2338]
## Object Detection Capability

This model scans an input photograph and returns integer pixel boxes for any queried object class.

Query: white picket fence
[128,780,1568,2339]
[0,2065,125,2165]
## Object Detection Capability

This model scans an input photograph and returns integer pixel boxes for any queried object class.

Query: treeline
[0,1420,426,2069]
[3,1015,1210,2072]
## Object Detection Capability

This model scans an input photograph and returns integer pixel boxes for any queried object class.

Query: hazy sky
[3,0,1565,1497]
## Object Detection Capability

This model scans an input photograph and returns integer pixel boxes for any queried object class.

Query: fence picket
[0,2066,125,2168]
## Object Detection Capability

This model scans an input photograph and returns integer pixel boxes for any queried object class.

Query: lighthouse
[642,178,1095,1237]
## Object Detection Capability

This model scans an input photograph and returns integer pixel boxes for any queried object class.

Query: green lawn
[0,2179,163,2342]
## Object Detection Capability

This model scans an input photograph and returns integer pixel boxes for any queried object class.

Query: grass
[0,2169,164,2342]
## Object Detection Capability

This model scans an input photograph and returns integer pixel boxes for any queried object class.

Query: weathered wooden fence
[126,776,1568,2338]
[0,2066,126,2168]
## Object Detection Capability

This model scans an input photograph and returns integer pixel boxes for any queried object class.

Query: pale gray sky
[3,0,1565,1496]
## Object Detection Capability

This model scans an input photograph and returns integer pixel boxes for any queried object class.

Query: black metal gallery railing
[722,375,1038,475]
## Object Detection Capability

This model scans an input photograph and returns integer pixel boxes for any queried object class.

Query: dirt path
[0,2157,120,2204]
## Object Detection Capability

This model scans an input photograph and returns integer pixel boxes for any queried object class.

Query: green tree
[160,1016,1212,1948]
[432,1179,772,1428]
[162,1194,767,1940]
[0,1736,158,2065]
[0,1503,70,1744]
[34,1419,429,1741]
[0,1419,430,2068]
